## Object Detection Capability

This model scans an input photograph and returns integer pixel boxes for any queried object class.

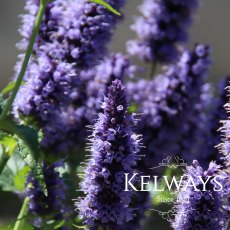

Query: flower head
[128,44,212,170]
[171,160,229,230]
[217,77,230,169]
[77,80,141,228]
[127,0,199,63]
[14,0,125,154]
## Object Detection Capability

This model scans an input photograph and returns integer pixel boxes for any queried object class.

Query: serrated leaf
[1,81,25,96]
[15,125,40,161]
[89,0,121,15]
[17,139,47,195]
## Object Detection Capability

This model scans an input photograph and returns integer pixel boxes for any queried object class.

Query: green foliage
[0,134,17,157]
[0,94,7,115]
[15,125,40,161]
[0,152,26,192]
[17,139,47,195]
[1,81,25,96]
[89,0,121,15]
[0,132,17,174]
[14,166,30,191]
[0,223,33,230]
[128,103,138,114]
[0,120,40,161]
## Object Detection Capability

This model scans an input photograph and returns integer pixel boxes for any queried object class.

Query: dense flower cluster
[26,161,71,229]
[77,80,141,228]
[128,44,212,170]
[171,160,229,230]
[14,0,125,154]
[205,76,230,163]
[127,0,199,63]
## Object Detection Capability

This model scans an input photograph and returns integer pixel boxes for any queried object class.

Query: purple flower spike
[26,161,71,229]
[128,44,212,170]
[77,80,142,228]
[14,0,126,155]
[217,77,230,169]
[171,160,229,230]
[127,0,199,63]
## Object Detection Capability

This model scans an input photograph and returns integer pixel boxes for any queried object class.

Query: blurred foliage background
[0,0,229,228]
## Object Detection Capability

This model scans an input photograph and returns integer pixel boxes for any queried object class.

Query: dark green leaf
[89,0,121,15]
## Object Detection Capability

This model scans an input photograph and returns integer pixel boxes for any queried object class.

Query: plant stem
[13,197,30,230]
[0,0,48,121]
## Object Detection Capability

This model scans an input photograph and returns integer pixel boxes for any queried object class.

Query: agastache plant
[0,0,230,229]
[128,44,212,170]
[171,160,229,230]
[77,79,142,229]
[13,0,125,154]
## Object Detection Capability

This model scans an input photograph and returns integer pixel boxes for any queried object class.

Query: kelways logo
[123,156,223,221]
[124,173,223,192]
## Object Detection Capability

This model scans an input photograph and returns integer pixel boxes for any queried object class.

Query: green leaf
[17,139,47,195]
[1,81,25,96]
[128,103,137,114]
[0,120,46,194]
[0,151,25,192]
[0,133,17,175]
[0,120,40,161]
[0,94,7,115]
[16,125,40,161]
[0,222,33,230]
[54,220,66,229]
[14,166,30,191]
[0,134,17,157]
[73,224,87,229]
[89,0,121,16]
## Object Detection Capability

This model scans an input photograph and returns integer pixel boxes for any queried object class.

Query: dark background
[0,0,229,228]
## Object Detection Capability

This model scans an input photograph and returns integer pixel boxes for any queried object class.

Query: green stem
[13,197,30,230]
[0,0,48,121]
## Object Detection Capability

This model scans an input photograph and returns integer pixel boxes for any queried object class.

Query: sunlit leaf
[0,152,25,192]
[1,81,25,96]
[89,0,121,16]
[0,134,17,157]
[14,166,30,191]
